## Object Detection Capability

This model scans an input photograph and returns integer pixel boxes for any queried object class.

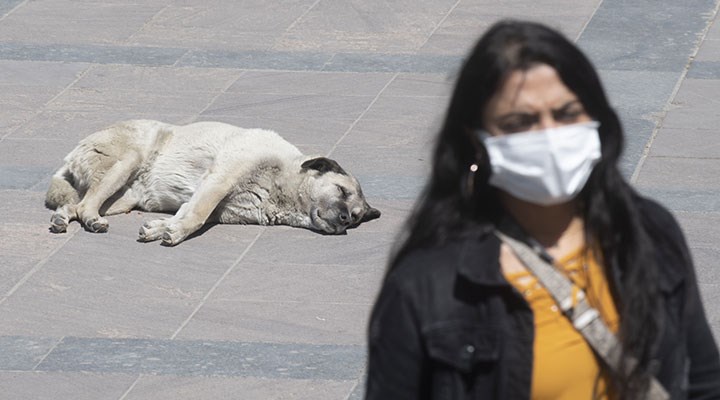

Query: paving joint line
[344,362,367,400]
[326,72,399,157]
[0,63,91,142]
[630,3,720,183]
[43,64,95,108]
[283,0,322,35]
[117,374,142,400]
[0,0,28,22]
[418,0,463,50]
[170,49,194,68]
[123,4,172,46]
[31,336,65,371]
[188,70,248,123]
[169,227,266,340]
[0,226,80,306]
[574,0,604,42]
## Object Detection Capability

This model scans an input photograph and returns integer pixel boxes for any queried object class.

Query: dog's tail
[45,165,80,210]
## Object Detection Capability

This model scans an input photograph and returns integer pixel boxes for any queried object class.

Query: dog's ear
[362,206,381,222]
[301,157,347,175]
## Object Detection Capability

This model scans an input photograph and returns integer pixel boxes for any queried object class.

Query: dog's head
[301,157,381,234]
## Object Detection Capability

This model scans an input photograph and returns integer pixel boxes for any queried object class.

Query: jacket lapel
[456,233,509,287]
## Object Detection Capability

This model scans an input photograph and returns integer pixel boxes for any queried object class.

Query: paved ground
[0,0,718,398]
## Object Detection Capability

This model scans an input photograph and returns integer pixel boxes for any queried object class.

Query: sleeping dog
[45,120,380,245]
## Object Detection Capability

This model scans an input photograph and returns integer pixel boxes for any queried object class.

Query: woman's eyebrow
[495,111,538,122]
[494,99,582,122]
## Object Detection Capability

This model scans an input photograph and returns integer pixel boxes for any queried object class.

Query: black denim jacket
[366,197,720,399]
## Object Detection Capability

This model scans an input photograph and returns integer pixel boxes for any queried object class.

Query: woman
[365,20,720,399]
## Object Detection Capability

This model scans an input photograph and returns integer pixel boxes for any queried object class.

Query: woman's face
[482,64,591,136]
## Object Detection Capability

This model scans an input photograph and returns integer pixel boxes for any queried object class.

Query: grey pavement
[0,0,719,399]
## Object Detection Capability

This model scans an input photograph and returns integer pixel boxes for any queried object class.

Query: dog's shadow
[142,220,381,245]
[138,207,381,245]
[178,223,219,243]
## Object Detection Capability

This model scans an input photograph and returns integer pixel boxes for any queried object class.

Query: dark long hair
[389,20,659,397]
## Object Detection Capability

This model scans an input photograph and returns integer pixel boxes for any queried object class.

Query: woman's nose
[537,114,561,130]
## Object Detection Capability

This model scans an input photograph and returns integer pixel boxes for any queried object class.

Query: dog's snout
[338,210,351,226]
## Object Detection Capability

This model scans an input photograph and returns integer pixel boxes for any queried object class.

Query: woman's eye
[555,109,582,122]
[553,102,586,122]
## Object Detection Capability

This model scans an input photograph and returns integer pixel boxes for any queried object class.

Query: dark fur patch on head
[301,157,347,175]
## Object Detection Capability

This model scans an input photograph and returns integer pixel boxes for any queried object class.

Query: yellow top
[504,246,619,400]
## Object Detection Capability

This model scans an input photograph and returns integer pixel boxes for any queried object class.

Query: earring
[465,163,479,199]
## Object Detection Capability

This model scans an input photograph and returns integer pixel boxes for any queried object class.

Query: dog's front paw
[84,217,108,233]
[161,224,188,246]
[138,219,167,242]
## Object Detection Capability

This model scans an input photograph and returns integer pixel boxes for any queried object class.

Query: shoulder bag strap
[495,230,669,400]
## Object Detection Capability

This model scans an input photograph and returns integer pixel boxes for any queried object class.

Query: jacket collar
[455,230,510,287]
[453,200,688,296]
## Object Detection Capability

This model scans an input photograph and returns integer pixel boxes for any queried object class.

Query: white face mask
[480,121,602,206]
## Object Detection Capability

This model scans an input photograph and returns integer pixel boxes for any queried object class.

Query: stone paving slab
[0,371,138,400]
[687,60,720,79]
[649,127,720,158]
[8,111,192,141]
[577,0,715,72]
[127,0,317,51]
[123,375,356,400]
[697,37,720,61]
[0,60,86,88]
[28,337,363,379]
[0,43,188,66]
[675,212,720,249]
[176,299,373,345]
[186,115,351,157]
[662,78,720,129]
[270,0,459,53]
[0,1,165,45]
[0,0,23,17]
[202,92,377,122]
[0,336,59,370]
[0,223,260,338]
[46,87,217,116]
[1,0,719,399]
[636,157,720,190]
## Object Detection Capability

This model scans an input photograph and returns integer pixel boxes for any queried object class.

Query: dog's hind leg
[77,156,141,233]
[50,204,78,233]
[46,166,81,233]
